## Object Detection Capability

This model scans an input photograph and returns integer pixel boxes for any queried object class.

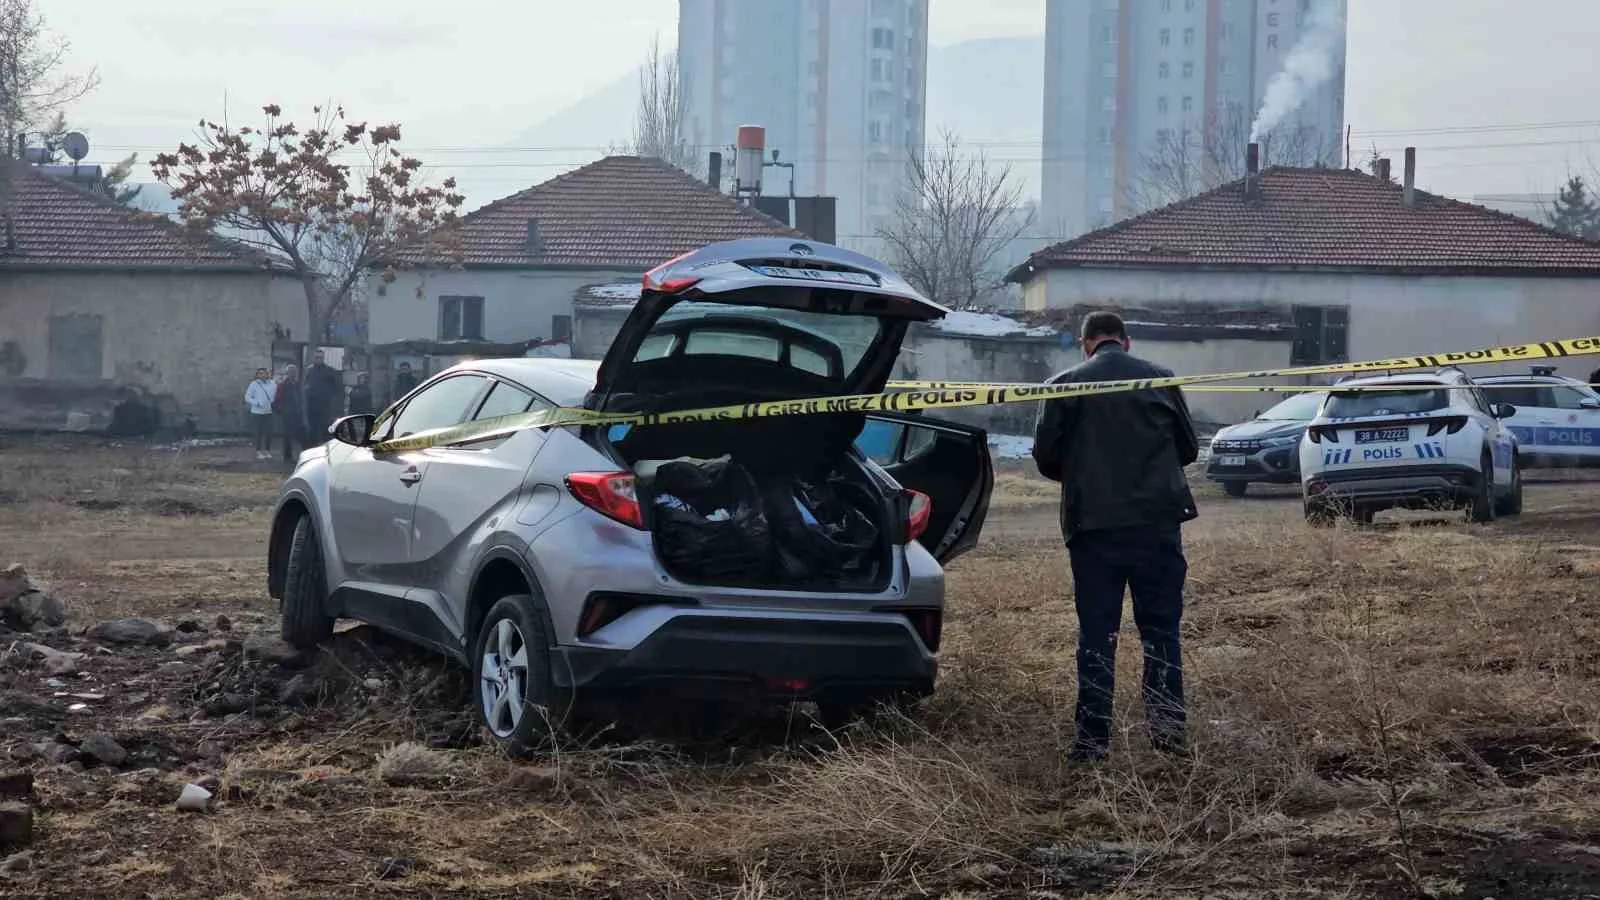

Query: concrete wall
[1022,268,1600,382]
[0,270,304,432]
[373,268,642,345]
[570,300,1290,435]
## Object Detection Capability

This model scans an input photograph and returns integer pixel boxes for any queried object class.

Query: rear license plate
[1216,455,1247,467]
[755,265,877,286]
[1355,427,1408,444]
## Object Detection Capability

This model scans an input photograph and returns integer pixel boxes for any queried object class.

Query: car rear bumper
[551,613,937,700]
[1304,463,1479,510]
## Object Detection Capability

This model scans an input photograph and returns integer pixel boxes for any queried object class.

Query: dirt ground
[3,435,1600,898]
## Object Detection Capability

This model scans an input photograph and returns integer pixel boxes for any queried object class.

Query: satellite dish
[61,132,89,162]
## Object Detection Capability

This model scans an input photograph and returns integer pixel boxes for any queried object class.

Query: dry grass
[4,437,1600,897]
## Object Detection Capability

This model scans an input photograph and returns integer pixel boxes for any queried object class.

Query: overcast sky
[50,0,1600,210]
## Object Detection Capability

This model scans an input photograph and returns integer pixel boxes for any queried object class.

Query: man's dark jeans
[250,413,274,452]
[1066,523,1187,756]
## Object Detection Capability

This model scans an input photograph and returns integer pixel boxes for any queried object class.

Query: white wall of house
[0,270,304,430]
[373,268,644,345]
[1022,268,1600,381]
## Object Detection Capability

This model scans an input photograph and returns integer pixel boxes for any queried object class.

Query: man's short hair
[1081,311,1128,343]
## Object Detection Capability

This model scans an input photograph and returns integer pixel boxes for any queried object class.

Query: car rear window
[634,301,881,381]
[1324,384,1452,418]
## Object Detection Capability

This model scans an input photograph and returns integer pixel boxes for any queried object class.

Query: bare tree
[876,129,1034,309]
[0,0,98,155]
[1125,103,1333,213]
[630,34,700,175]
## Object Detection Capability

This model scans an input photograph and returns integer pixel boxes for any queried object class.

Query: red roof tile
[1012,167,1600,280]
[394,156,801,269]
[0,166,273,272]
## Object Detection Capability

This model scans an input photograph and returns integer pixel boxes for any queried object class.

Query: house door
[48,314,104,380]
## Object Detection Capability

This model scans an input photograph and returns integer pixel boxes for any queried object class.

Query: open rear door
[856,413,994,564]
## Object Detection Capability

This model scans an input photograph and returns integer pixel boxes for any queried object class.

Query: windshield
[1258,391,1326,420]
[1324,383,1453,418]
[635,301,883,381]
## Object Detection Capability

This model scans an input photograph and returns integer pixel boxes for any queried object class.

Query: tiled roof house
[372,156,800,346]
[0,165,303,432]
[1007,160,1600,386]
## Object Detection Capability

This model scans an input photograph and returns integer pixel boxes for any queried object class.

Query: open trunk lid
[585,238,948,476]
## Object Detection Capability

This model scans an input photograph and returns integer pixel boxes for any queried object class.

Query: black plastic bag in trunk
[763,477,881,583]
[650,456,772,583]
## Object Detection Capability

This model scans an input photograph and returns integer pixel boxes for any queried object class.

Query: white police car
[1298,368,1521,525]
[1473,366,1600,468]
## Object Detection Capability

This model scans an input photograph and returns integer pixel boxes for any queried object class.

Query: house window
[439,296,485,341]
[1158,62,1170,78]
[1268,33,1279,49]
[871,26,896,49]
[551,314,572,342]
[1158,96,1170,114]
[1291,306,1349,364]
[1162,0,1172,10]
[1183,26,1195,46]
[1182,95,1193,112]
[47,313,104,380]
[1160,28,1171,46]
[1267,11,1280,26]
[1182,61,1194,78]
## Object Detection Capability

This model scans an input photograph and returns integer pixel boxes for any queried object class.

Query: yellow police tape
[370,334,1600,453]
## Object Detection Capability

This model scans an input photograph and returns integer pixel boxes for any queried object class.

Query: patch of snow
[988,434,1034,460]
[584,283,641,303]
[525,342,573,358]
[931,310,1056,338]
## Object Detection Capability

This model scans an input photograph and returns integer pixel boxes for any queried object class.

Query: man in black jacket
[1032,311,1200,761]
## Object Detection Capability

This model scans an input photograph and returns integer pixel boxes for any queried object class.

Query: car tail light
[566,472,644,529]
[1425,416,1468,436]
[906,490,932,542]
[642,252,701,293]
[1307,425,1338,444]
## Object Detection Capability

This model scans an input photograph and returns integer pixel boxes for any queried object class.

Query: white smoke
[1249,0,1347,143]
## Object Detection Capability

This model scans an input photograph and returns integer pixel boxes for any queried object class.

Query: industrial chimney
[735,125,765,200]
[1244,142,1261,201]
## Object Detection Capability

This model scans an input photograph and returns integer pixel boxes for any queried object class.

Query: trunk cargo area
[600,416,894,592]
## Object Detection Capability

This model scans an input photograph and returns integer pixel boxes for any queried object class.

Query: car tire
[1223,482,1248,498]
[1304,501,1337,528]
[280,516,334,650]
[1496,455,1524,517]
[471,594,572,757]
[1468,453,1496,524]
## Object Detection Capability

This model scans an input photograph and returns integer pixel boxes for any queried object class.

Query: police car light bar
[1531,365,1558,377]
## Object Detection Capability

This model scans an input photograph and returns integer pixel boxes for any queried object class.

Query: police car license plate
[1216,455,1247,467]
[1355,427,1408,444]
[755,265,877,286]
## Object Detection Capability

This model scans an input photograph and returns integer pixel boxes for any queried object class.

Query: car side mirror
[1492,403,1517,419]
[1581,397,1600,410]
[330,413,376,445]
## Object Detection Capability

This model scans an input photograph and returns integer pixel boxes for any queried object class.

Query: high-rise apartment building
[1042,0,1347,239]
[677,0,929,250]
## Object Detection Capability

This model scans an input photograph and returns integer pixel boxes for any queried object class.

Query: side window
[1550,386,1593,410]
[855,419,905,465]
[387,375,487,438]
[472,380,538,421]
[633,333,678,361]
[1491,385,1543,409]
[903,425,938,460]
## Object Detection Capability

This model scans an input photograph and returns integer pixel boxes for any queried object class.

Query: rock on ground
[19,643,85,676]
[78,733,128,768]
[0,565,67,632]
[0,803,31,850]
[0,772,30,801]
[87,618,172,647]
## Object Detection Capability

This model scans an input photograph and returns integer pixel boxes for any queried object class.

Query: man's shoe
[1068,744,1109,765]
[1150,733,1188,757]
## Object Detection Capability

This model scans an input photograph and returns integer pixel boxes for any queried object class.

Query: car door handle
[399,467,422,485]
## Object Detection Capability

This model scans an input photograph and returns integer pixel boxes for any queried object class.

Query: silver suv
[266,239,994,753]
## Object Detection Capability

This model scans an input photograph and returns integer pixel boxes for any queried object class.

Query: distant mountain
[475,35,1046,206]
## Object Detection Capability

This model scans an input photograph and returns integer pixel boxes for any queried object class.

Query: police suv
[1298,367,1522,525]
[1473,366,1600,468]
